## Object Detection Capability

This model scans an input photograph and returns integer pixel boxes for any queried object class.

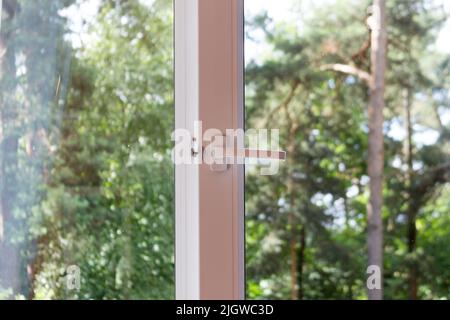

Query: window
[244,0,450,300]
[1,0,449,301]
[0,0,174,299]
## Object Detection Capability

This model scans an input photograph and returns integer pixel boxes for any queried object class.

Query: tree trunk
[297,227,306,300]
[367,0,387,300]
[286,132,298,300]
[288,218,298,300]
[403,89,417,300]
[0,136,21,296]
[287,160,297,300]
[0,1,22,297]
[0,34,4,245]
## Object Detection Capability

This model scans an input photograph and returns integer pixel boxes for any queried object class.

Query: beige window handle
[191,137,286,172]
[205,144,286,172]
[243,149,286,160]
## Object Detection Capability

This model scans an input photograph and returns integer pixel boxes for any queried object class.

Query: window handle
[191,136,286,172]
[210,148,287,172]
[243,149,286,161]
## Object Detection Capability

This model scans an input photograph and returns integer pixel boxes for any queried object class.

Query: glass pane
[245,0,450,300]
[0,0,174,299]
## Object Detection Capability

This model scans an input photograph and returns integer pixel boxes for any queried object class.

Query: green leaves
[0,0,174,299]
[245,0,449,300]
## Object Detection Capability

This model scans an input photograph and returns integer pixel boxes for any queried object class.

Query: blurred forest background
[0,0,449,300]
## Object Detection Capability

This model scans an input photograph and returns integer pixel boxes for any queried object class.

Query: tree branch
[262,79,301,128]
[320,63,371,84]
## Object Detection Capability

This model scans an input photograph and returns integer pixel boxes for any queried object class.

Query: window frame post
[175,0,245,300]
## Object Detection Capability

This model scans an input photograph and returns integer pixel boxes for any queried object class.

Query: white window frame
[175,0,245,300]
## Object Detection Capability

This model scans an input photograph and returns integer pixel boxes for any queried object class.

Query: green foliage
[1,0,174,299]
[245,0,449,300]
[0,0,448,300]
